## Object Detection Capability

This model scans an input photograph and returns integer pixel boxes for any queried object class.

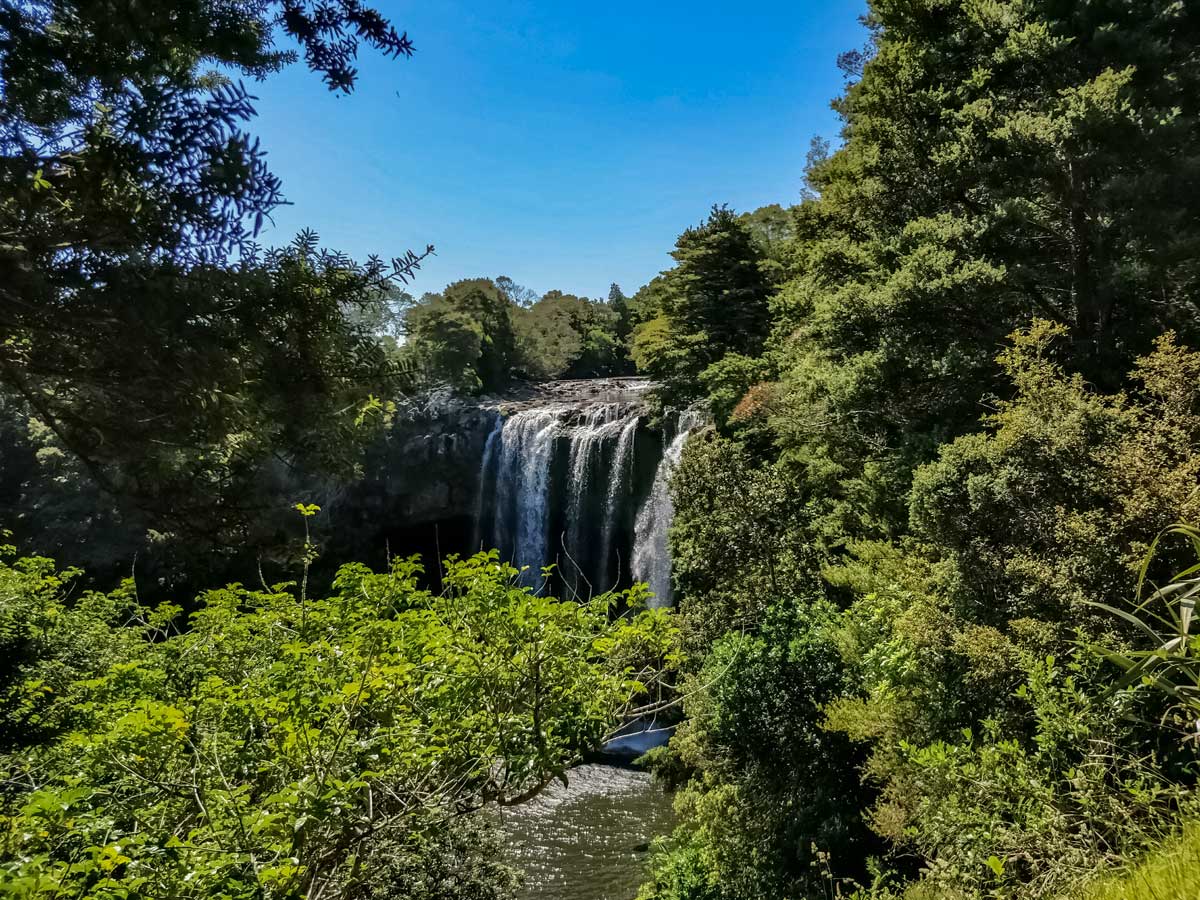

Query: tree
[768,0,1200,540]
[402,279,524,391]
[0,0,421,278]
[643,600,876,900]
[643,4,1200,896]
[405,296,486,391]
[439,280,518,389]
[738,204,796,281]
[0,0,431,546]
[0,543,680,899]
[608,282,635,344]
[513,290,626,379]
[496,275,540,308]
[8,233,427,547]
[513,303,584,381]
[631,206,773,406]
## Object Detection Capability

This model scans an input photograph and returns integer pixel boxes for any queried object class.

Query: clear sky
[247,0,869,300]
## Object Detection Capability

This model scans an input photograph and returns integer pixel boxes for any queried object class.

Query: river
[498,764,676,900]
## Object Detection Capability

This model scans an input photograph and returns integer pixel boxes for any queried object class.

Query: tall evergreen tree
[770,0,1200,540]
[608,282,634,345]
[632,205,773,405]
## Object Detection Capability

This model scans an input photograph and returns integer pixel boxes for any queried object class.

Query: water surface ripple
[498,764,675,900]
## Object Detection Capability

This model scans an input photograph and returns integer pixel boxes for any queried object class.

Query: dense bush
[911,324,1200,627]
[401,279,631,390]
[0,538,679,899]
[641,600,877,900]
[627,1,1200,896]
[646,323,1200,899]
[512,290,630,379]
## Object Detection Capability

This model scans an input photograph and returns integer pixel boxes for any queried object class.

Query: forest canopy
[400,278,634,392]
[629,2,1200,899]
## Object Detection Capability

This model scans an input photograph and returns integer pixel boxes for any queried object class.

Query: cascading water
[630,409,704,607]
[471,415,504,553]
[486,409,562,586]
[476,383,650,593]
[564,404,627,582]
[598,415,639,584]
[474,379,701,604]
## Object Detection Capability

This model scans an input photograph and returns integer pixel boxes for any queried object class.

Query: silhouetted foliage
[0,0,429,547]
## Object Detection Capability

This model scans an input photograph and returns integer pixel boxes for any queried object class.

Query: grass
[1069,822,1200,900]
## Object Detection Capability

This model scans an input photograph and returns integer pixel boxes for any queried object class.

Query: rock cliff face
[320,388,496,574]
[334,377,654,524]
[370,389,500,524]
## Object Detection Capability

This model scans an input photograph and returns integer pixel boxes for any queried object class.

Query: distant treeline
[399,277,635,391]
[399,204,796,394]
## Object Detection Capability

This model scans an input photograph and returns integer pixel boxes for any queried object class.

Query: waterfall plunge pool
[496,764,676,900]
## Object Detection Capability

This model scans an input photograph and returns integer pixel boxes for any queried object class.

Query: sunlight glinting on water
[496,765,676,900]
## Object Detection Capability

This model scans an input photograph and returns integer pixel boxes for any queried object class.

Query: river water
[497,764,676,900]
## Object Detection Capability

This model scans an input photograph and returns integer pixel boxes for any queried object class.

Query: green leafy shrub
[642,600,876,900]
[880,655,1193,899]
[0,546,680,899]
[912,323,1200,628]
[669,436,819,656]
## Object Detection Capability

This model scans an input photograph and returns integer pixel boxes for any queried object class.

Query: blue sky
[248,0,869,300]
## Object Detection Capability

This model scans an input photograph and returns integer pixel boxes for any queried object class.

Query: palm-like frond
[1087,524,1200,722]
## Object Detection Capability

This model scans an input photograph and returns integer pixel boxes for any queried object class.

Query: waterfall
[479,388,647,592]
[471,413,504,552]
[475,379,701,605]
[598,415,639,588]
[491,409,561,586]
[564,404,625,582]
[631,409,704,607]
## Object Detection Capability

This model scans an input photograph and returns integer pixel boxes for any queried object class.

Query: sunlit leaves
[0,548,679,898]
